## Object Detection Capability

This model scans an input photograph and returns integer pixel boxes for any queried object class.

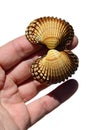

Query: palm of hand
[0,70,31,130]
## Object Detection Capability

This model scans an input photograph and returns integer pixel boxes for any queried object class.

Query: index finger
[0,35,78,71]
[0,35,42,70]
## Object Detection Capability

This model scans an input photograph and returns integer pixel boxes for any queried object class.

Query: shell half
[25,17,74,50]
[31,49,78,84]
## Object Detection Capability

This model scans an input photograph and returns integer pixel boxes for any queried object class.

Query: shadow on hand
[48,79,78,104]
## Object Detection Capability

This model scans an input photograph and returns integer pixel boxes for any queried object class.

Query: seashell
[31,49,78,84]
[25,16,79,84]
[25,17,74,50]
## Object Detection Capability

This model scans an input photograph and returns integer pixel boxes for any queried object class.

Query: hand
[0,36,78,130]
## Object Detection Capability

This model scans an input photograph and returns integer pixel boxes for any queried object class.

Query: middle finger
[7,48,47,85]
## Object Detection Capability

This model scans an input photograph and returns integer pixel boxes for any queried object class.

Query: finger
[7,48,47,85]
[0,36,42,71]
[67,36,78,50]
[6,35,77,85]
[27,79,78,125]
[0,35,78,71]
[18,78,48,102]
[6,35,77,86]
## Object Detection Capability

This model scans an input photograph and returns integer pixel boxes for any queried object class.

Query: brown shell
[31,49,78,84]
[25,17,74,50]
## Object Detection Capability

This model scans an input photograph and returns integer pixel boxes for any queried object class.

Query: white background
[0,0,86,130]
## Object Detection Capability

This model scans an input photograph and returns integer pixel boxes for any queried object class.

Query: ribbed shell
[25,17,74,50]
[31,49,78,84]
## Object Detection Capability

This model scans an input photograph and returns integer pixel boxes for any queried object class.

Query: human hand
[0,36,78,130]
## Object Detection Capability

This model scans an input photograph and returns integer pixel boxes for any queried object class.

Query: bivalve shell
[25,17,74,50]
[31,49,78,84]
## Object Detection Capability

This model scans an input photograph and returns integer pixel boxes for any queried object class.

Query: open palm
[0,36,78,130]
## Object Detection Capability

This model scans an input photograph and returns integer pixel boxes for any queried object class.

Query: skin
[0,36,78,130]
